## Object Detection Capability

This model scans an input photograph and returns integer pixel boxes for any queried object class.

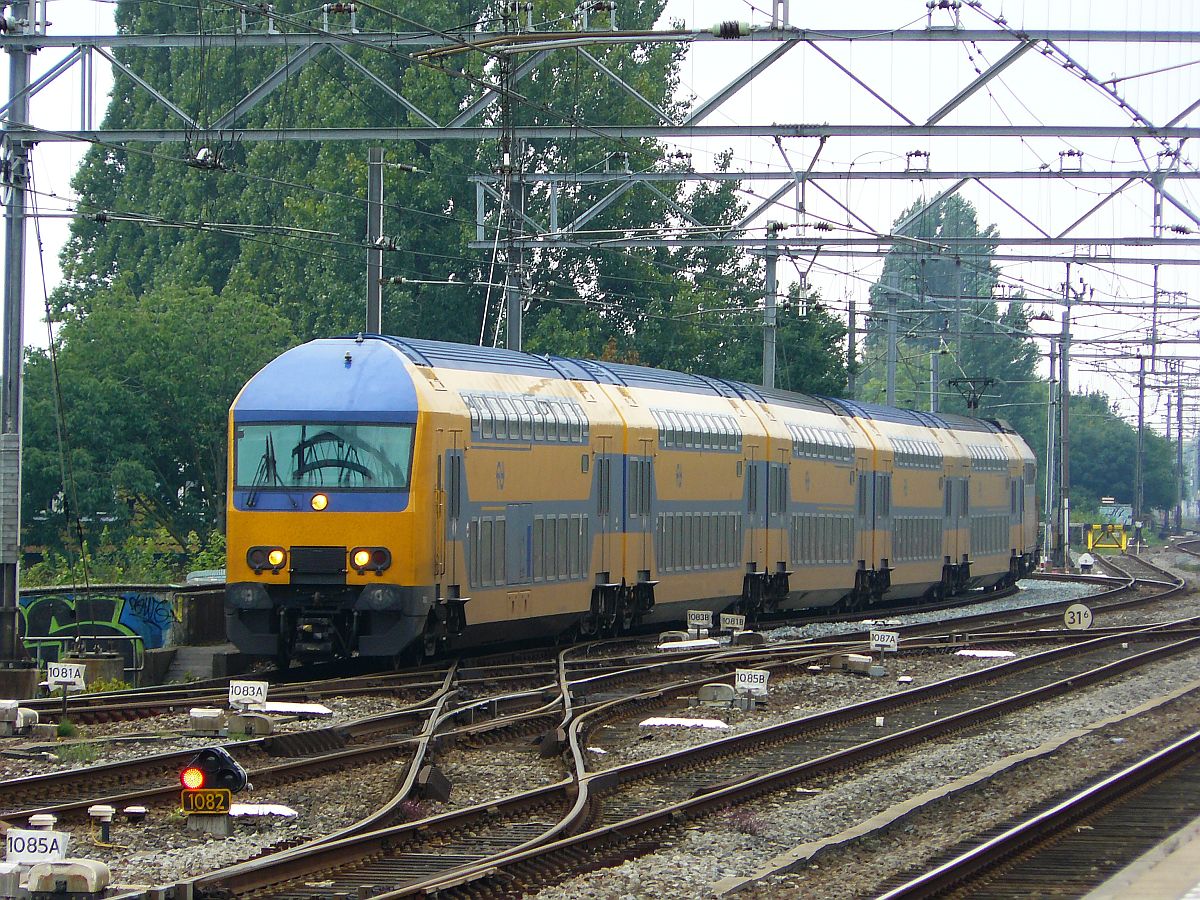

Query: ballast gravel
[4,563,1195,897]
[0,694,407,779]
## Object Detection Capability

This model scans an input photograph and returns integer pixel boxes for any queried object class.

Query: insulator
[711,20,748,39]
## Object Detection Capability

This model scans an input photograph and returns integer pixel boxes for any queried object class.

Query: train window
[567,516,579,578]
[857,476,868,517]
[447,454,461,520]
[961,480,969,515]
[945,481,953,517]
[878,476,891,519]
[495,519,506,584]
[563,405,579,442]
[673,514,681,571]
[531,401,546,441]
[556,516,568,579]
[468,521,479,585]
[631,460,641,518]
[480,519,494,586]
[533,518,544,580]
[546,402,564,441]
[464,396,480,436]
[480,398,500,439]
[518,399,534,440]
[496,398,517,440]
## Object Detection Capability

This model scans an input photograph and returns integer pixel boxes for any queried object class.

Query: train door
[874,470,892,568]
[627,441,654,576]
[745,447,763,570]
[944,475,963,562]
[855,462,870,567]
[442,448,465,589]
[594,435,619,581]
[768,453,789,570]
[505,502,533,585]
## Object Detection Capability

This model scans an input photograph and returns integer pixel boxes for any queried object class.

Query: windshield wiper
[246,434,296,508]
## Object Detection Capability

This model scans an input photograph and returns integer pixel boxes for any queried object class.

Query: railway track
[877,728,1200,899]
[21,564,1186,898]
[165,619,1197,899]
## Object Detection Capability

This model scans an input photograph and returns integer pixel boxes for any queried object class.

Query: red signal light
[181,766,206,790]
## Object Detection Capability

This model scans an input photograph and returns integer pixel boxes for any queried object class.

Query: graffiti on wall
[18,590,177,670]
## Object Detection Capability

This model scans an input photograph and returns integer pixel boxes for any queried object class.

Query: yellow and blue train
[225,335,1039,664]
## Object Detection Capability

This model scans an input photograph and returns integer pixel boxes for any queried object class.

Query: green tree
[1063,392,1176,522]
[23,284,295,551]
[34,0,851,562]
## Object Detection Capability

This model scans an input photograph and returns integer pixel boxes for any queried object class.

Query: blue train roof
[234,338,418,423]
[239,335,996,431]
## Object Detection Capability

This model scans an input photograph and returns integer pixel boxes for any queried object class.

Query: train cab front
[225,337,431,665]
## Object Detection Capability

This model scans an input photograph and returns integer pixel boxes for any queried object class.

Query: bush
[86,677,132,694]
[56,719,78,739]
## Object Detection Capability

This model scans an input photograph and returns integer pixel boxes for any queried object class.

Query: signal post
[180,747,247,837]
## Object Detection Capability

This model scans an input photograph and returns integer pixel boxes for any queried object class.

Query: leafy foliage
[26,0,850,564]
[862,195,1176,520]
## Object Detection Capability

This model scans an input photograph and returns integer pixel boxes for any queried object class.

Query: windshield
[235,422,415,491]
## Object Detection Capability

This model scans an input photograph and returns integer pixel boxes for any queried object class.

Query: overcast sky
[9,0,1200,433]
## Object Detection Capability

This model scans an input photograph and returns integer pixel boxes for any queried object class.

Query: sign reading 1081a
[45,662,86,691]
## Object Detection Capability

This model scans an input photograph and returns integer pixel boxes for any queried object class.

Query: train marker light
[350,546,391,575]
[247,546,286,574]
[311,493,329,511]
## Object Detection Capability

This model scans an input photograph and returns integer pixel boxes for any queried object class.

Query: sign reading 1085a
[6,828,69,864]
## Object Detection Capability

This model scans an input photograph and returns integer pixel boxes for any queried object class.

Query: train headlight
[247,546,287,575]
[350,546,391,576]
[311,493,329,511]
